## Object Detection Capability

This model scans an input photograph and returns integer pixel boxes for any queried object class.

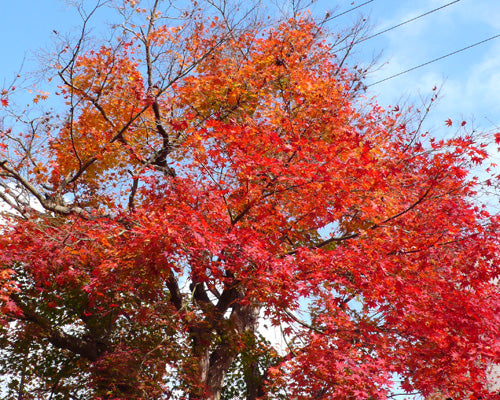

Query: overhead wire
[336,0,461,51]
[327,0,374,21]
[337,0,461,52]
[327,0,498,88]
[317,1,497,93]
[369,33,500,87]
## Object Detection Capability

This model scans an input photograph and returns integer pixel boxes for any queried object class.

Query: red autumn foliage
[0,1,499,399]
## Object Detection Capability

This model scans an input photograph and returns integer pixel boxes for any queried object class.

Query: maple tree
[0,0,499,399]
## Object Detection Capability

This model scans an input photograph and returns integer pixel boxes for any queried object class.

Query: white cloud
[362,0,500,136]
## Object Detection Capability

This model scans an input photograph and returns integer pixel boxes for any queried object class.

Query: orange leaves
[49,44,154,190]
[178,20,337,123]
[1,6,500,400]
[70,45,146,122]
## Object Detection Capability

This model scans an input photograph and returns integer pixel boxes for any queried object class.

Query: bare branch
[0,160,87,216]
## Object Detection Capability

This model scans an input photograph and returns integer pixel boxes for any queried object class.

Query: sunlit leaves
[0,1,499,399]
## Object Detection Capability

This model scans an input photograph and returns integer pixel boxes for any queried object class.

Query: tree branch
[286,184,434,256]
[10,294,103,361]
[0,160,87,217]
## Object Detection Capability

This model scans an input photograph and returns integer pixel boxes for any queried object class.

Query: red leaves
[47,301,57,309]
[170,119,188,131]
[445,119,467,127]
[1,299,22,316]
[0,88,8,107]
[0,9,499,400]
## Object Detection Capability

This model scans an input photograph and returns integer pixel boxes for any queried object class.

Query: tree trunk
[203,341,238,400]
[192,303,260,400]
[245,354,261,400]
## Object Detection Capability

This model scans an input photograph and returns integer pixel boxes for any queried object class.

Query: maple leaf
[0,2,498,400]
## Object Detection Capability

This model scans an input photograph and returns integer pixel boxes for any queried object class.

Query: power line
[337,0,461,52]
[328,0,374,21]
[369,33,500,87]
[360,0,460,44]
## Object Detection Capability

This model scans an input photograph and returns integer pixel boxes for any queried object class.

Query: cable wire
[327,0,374,20]
[337,0,461,51]
[369,33,500,87]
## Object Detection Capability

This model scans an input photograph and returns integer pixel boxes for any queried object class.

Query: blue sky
[2,0,500,134]
[317,0,500,133]
[1,1,499,214]
[1,0,499,196]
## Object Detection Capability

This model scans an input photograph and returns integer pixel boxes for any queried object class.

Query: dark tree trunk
[191,302,260,400]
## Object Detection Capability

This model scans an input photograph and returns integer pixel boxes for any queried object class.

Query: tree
[0,0,499,399]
